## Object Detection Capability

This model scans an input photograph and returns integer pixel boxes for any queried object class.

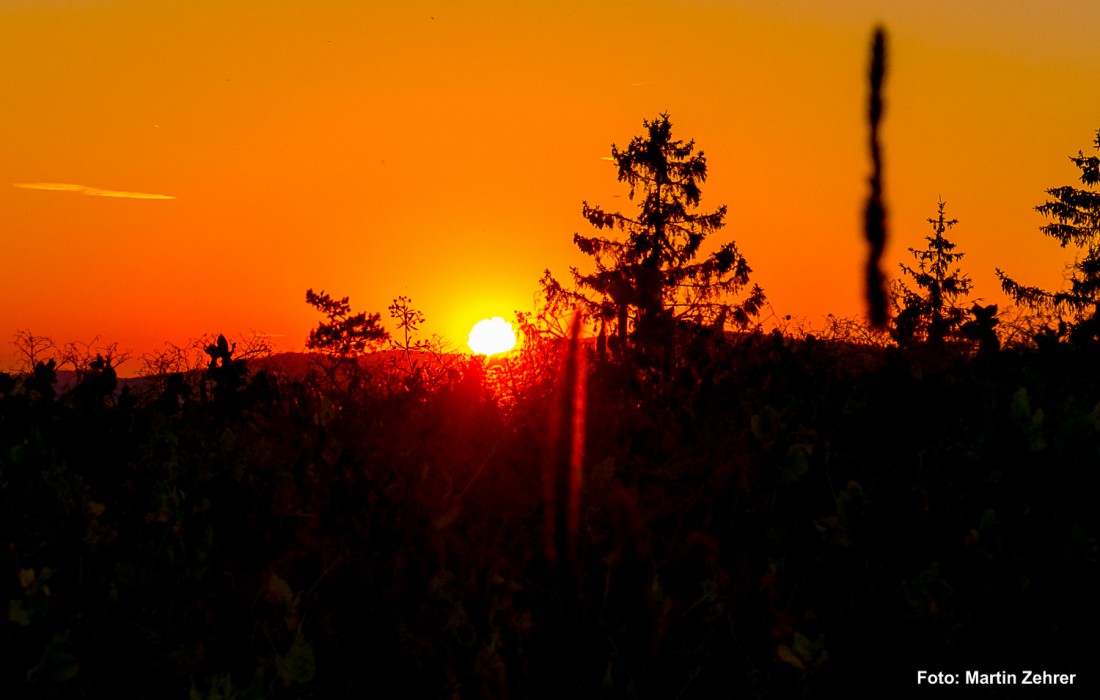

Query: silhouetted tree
[12,329,56,373]
[305,289,389,357]
[997,129,1100,337]
[542,114,764,364]
[891,200,973,347]
[305,289,389,391]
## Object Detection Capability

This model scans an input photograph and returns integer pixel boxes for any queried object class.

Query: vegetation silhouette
[305,288,389,357]
[864,27,889,328]
[388,295,428,362]
[998,128,1100,342]
[385,295,458,391]
[541,113,764,372]
[11,329,57,373]
[305,288,390,394]
[891,200,974,347]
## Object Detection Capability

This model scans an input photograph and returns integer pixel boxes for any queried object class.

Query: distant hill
[248,349,470,380]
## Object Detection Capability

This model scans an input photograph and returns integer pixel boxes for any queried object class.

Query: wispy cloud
[13,182,175,200]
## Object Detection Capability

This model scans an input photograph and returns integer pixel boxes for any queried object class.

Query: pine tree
[304,289,390,393]
[891,200,973,346]
[541,114,764,362]
[305,289,389,357]
[997,129,1100,327]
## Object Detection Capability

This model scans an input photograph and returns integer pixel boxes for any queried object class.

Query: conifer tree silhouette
[305,289,389,391]
[305,289,389,357]
[542,114,764,365]
[997,129,1100,337]
[892,200,973,347]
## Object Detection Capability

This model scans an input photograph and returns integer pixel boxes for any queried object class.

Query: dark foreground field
[2,332,1098,698]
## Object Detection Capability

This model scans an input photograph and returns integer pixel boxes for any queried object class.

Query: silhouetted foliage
[304,289,391,399]
[4,311,1100,697]
[140,340,200,378]
[542,114,765,368]
[305,288,389,357]
[202,333,248,404]
[891,200,973,347]
[960,302,1001,356]
[864,27,889,328]
[11,329,56,373]
[60,337,130,379]
[382,295,459,393]
[25,358,58,403]
[68,353,119,412]
[388,295,427,359]
[139,331,272,397]
[998,129,1100,337]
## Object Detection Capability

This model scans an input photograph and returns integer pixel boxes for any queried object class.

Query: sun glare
[467,317,517,356]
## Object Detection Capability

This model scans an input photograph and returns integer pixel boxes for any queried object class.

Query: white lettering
[965,670,1017,684]
[918,671,956,685]
[1022,670,1076,684]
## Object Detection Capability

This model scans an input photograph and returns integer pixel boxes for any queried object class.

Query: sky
[3,0,1100,372]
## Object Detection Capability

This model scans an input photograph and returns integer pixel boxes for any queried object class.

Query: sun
[467,317,517,356]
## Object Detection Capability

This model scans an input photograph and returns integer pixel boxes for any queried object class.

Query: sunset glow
[2,1,1100,369]
[467,317,516,356]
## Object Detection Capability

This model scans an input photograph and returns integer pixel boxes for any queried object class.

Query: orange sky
[3,0,1100,372]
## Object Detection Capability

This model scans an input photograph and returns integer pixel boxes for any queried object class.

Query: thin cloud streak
[13,182,175,200]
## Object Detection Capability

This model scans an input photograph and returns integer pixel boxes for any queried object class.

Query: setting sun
[467,317,517,356]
